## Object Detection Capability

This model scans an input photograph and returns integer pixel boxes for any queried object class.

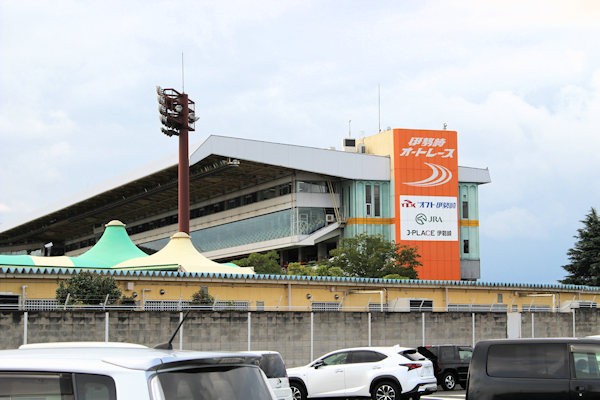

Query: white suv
[0,342,277,400]
[287,345,437,400]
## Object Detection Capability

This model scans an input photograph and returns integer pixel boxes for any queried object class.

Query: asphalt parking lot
[423,389,465,399]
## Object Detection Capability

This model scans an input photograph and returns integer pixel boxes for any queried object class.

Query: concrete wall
[2,309,598,367]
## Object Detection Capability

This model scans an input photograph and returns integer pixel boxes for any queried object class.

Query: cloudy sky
[1,1,599,284]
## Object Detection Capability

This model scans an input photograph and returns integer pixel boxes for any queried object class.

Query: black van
[466,338,600,400]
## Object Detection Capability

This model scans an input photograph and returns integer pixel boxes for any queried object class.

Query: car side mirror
[312,360,324,369]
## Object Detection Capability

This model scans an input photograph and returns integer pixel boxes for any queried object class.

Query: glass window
[75,374,117,400]
[440,346,455,361]
[487,343,569,379]
[365,184,372,216]
[374,185,381,217]
[322,352,349,366]
[157,365,272,400]
[571,344,600,379]
[463,239,470,254]
[258,354,287,378]
[348,350,386,364]
[0,372,116,400]
[458,347,473,361]
[462,201,469,219]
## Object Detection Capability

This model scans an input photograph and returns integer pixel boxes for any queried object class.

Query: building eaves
[191,135,391,181]
[1,266,598,293]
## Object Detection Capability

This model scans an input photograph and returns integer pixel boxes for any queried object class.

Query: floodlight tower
[156,86,199,234]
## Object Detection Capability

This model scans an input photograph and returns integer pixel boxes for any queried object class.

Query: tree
[328,233,420,279]
[561,208,600,286]
[191,288,215,305]
[56,271,122,305]
[286,262,345,277]
[232,250,283,274]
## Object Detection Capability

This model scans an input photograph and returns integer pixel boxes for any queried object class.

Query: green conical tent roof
[71,220,148,268]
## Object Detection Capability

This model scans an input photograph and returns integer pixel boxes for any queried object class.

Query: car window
[458,347,473,361]
[0,372,116,400]
[571,344,600,379]
[156,365,272,400]
[426,347,439,357]
[258,354,287,378]
[487,343,569,379]
[348,350,386,364]
[322,352,348,366]
[401,349,427,362]
[439,346,454,360]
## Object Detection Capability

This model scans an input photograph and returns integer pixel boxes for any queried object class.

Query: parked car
[287,345,437,400]
[246,350,293,400]
[417,344,472,390]
[0,342,277,400]
[466,337,600,400]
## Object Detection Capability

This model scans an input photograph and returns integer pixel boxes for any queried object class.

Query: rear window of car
[487,343,569,379]
[401,349,427,361]
[156,365,272,400]
[0,372,116,400]
[258,354,287,378]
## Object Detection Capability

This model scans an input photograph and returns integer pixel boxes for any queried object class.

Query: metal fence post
[248,312,252,351]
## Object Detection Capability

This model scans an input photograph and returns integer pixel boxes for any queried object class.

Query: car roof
[0,343,260,373]
[476,337,600,346]
[323,345,415,355]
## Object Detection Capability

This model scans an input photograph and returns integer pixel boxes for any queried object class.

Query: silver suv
[287,345,437,400]
[0,342,277,400]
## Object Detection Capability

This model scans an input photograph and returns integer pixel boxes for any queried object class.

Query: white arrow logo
[403,163,452,187]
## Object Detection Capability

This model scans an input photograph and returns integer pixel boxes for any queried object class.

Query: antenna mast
[181,52,185,93]
[378,84,381,132]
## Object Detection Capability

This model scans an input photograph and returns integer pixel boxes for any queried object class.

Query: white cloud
[484,207,547,239]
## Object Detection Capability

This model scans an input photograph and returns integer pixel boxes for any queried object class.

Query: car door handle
[372,366,382,369]
[335,369,343,373]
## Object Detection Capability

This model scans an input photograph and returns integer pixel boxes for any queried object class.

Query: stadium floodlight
[156,86,197,136]
[156,85,199,234]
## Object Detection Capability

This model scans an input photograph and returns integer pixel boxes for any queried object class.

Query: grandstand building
[0,128,490,281]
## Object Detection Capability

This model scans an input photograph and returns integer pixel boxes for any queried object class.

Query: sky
[1,0,599,285]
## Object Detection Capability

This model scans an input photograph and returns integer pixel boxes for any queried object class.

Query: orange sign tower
[393,128,460,280]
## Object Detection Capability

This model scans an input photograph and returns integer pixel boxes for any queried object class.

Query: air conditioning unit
[325,214,336,223]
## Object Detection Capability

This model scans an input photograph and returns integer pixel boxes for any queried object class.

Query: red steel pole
[178,93,190,234]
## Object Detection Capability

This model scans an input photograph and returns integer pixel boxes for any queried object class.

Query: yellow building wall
[2,274,598,312]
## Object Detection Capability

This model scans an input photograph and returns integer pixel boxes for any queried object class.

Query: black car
[466,337,600,400]
[418,344,472,390]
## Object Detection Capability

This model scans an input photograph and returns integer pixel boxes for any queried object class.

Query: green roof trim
[0,254,34,266]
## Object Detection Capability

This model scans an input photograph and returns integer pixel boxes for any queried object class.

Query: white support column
[422,312,426,346]
[368,312,372,346]
[105,312,109,342]
[179,311,184,350]
[310,312,314,361]
[23,311,28,345]
[472,312,475,347]
[248,312,252,351]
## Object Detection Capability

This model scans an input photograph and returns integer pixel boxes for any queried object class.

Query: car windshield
[156,365,272,400]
